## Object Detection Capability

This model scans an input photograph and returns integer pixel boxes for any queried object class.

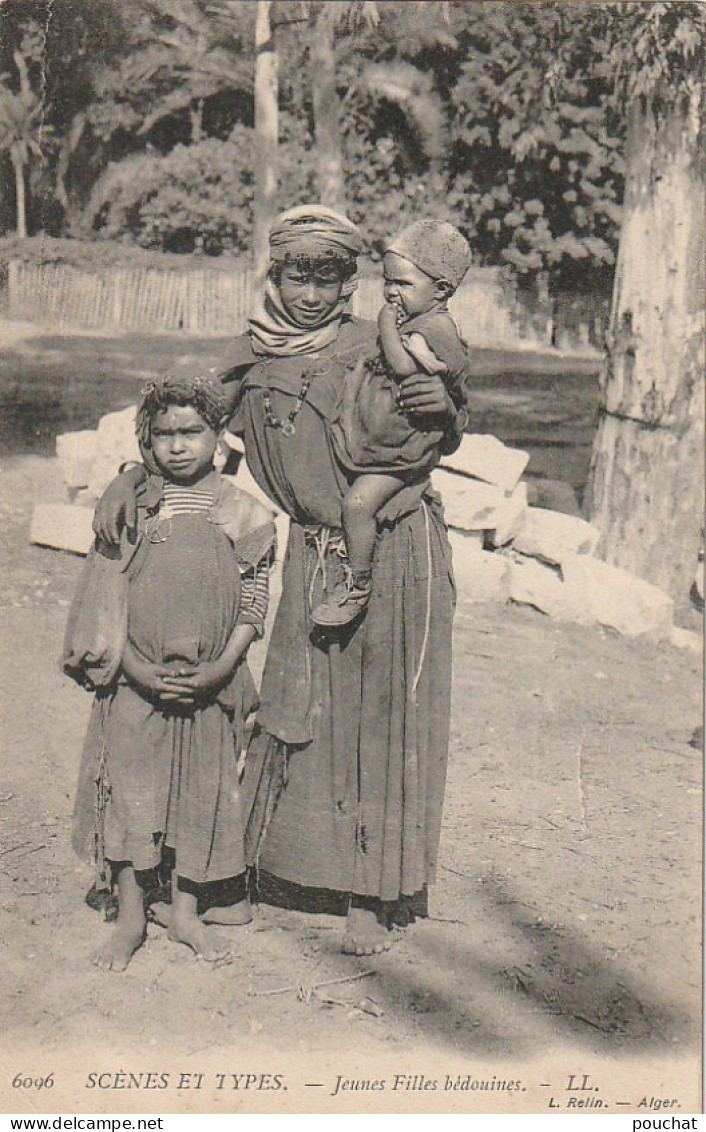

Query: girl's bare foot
[170,876,233,964]
[342,907,392,956]
[169,914,233,965]
[148,899,253,928]
[92,863,146,971]
[91,922,146,972]
[147,901,171,928]
[201,899,253,926]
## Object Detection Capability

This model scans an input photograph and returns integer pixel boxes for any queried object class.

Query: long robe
[225,317,456,917]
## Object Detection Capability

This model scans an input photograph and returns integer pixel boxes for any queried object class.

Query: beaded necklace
[260,352,349,438]
[262,370,313,438]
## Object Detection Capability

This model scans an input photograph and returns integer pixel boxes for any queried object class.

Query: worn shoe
[311,579,372,627]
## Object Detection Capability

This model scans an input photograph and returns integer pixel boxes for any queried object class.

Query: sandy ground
[0,454,702,1116]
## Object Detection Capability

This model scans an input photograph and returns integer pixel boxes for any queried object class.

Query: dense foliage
[0,0,702,295]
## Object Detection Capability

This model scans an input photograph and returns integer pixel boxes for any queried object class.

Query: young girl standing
[66,373,275,971]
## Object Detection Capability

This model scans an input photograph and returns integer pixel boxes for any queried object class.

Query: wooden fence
[4,260,255,334]
[1,258,602,350]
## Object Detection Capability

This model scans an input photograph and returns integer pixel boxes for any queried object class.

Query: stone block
[56,430,100,489]
[670,626,703,655]
[441,433,529,493]
[488,482,529,547]
[512,506,601,565]
[30,504,94,556]
[95,406,140,459]
[449,532,511,604]
[508,554,593,624]
[560,555,674,639]
[86,455,129,503]
[432,468,504,531]
[75,407,143,502]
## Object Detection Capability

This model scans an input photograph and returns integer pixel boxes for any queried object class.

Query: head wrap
[248,205,364,357]
[136,373,228,471]
[268,204,364,264]
[385,219,472,291]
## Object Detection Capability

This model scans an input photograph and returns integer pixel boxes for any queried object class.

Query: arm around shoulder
[92,463,147,545]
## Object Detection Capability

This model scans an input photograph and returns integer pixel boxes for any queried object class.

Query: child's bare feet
[342,907,392,956]
[169,878,234,964]
[169,914,233,965]
[201,899,253,926]
[91,863,146,971]
[91,922,146,972]
[148,899,253,928]
[147,900,171,928]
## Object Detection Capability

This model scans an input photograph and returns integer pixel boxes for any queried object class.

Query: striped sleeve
[236,552,271,638]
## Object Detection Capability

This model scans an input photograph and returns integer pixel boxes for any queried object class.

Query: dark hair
[269,252,358,285]
[136,374,227,449]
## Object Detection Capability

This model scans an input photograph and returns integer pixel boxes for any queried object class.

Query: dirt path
[0,456,701,1115]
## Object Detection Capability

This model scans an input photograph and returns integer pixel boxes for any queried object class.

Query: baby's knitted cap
[385,220,471,290]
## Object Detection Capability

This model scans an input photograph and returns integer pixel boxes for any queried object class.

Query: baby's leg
[169,873,234,965]
[91,862,146,972]
[343,472,406,581]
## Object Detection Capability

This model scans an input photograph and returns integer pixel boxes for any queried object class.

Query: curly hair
[136,372,228,451]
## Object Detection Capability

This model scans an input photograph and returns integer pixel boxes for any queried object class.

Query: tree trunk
[253,0,279,286]
[11,148,27,239]
[190,99,204,145]
[585,88,705,608]
[309,1,347,212]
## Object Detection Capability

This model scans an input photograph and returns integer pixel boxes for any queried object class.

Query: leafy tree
[0,48,46,237]
[0,0,131,233]
[88,0,253,150]
[448,3,623,294]
[75,130,254,254]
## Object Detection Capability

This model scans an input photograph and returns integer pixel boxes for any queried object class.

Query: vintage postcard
[0,0,702,1117]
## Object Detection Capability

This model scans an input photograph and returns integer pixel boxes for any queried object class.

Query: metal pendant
[280,420,296,438]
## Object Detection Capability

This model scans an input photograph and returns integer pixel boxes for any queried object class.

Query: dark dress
[68,475,275,889]
[332,308,469,476]
[223,317,458,919]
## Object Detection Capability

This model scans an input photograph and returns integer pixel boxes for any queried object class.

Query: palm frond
[362,60,448,161]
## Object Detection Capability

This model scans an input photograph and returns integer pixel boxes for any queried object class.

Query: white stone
[560,554,674,639]
[95,406,140,456]
[449,532,511,604]
[86,455,132,503]
[78,407,142,501]
[670,626,703,655]
[432,468,504,531]
[30,504,94,555]
[508,554,593,624]
[488,482,529,547]
[440,433,529,493]
[512,507,601,565]
[56,430,100,489]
